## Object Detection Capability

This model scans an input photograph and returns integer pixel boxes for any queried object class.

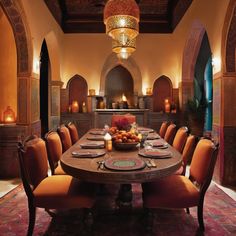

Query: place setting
[145,139,169,149]
[80,142,105,149]
[138,147,172,159]
[71,149,106,158]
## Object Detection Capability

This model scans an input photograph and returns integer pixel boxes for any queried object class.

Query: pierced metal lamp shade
[112,38,136,59]
[104,0,140,45]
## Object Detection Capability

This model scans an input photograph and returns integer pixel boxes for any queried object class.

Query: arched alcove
[0,0,32,124]
[105,65,134,108]
[40,40,50,136]
[153,76,173,112]
[0,8,17,121]
[67,75,88,113]
[100,53,142,96]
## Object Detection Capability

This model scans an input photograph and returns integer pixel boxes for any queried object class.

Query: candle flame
[122,94,127,102]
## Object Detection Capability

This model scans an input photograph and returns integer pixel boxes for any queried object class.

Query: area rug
[0,182,235,236]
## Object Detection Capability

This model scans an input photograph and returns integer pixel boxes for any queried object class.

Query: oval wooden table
[61,130,182,208]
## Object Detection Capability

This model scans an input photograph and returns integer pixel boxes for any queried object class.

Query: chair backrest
[159,121,169,138]
[66,122,79,144]
[189,138,219,189]
[18,136,48,192]
[181,135,197,175]
[57,125,72,152]
[44,130,63,175]
[172,126,189,153]
[111,114,136,128]
[164,123,177,144]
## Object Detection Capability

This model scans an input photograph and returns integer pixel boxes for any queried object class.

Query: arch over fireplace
[100,53,142,96]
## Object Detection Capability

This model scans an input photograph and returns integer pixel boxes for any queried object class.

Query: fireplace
[105,65,136,108]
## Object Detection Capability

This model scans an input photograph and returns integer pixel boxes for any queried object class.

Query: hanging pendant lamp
[104,0,140,51]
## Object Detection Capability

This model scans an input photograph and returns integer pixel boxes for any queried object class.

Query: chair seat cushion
[142,175,200,209]
[33,175,96,209]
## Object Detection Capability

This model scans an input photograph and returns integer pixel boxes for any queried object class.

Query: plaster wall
[61,0,229,93]
[0,11,17,120]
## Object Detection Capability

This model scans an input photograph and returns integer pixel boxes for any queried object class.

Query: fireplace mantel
[94,109,149,128]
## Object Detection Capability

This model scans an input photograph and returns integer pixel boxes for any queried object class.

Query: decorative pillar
[51,81,63,129]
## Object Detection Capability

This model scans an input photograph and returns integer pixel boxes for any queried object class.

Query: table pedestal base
[116,184,133,209]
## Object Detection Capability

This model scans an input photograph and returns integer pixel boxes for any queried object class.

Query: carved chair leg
[28,201,36,236]
[197,201,205,231]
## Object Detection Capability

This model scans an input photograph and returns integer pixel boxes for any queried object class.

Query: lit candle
[82,102,87,113]
[104,133,112,152]
[71,101,79,113]
[3,106,16,123]
[164,99,171,113]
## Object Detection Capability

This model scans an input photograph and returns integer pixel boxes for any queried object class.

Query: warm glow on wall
[33,58,40,74]
[212,57,221,74]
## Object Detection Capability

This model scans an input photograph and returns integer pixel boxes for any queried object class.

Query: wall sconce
[3,106,16,124]
[71,101,79,113]
[212,57,221,73]
[146,88,152,95]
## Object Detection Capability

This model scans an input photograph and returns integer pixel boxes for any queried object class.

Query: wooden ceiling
[44,0,193,33]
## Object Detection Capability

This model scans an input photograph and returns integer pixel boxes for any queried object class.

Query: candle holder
[3,106,16,124]
[71,101,79,113]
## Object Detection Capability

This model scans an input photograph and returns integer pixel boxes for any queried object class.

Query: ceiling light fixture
[112,38,136,59]
[104,0,140,59]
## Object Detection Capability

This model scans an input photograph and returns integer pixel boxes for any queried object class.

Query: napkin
[146,133,160,140]
[141,149,171,158]
[149,140,168,148]
[87,136,105,141]
[80,143,104,149]
[89,130,105,135]
[71,150,105,158]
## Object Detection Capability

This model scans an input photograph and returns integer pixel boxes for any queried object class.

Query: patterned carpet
[0,183,236,236]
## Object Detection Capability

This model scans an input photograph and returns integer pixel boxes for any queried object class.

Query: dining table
[60,127,182,208]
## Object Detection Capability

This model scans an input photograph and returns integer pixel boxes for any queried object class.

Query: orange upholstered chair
[111,114,136,128]
[174,134,197,175]
[57,125,72,152]
[158,121,169,138]
[142,139,219,231]
[66,122,79,144]
[44,130,66,175]
[18,136,97,236]
[172,126,189,153]
[163,123,176,144]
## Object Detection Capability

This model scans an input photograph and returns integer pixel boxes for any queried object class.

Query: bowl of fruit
[112,130,141,150]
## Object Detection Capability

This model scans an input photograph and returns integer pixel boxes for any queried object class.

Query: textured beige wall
[61,0,229,93]
[19,0,229,92]
[0,11,17,121]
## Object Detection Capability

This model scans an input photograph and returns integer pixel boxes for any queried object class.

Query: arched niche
[100,53,142,96]
[67,75,88,112]
[0,0,32,125]
[105,65,134,108]
[153,76,173,112]
[223,0,236,73]
[0,8,17,121]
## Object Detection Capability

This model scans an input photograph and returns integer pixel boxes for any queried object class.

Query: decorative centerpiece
[109,121,141,150]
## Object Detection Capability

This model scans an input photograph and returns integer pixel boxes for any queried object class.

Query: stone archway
[100,53,142,96]
[0,0,32,125]
[180,20,206,108]
[217,0,236,186]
